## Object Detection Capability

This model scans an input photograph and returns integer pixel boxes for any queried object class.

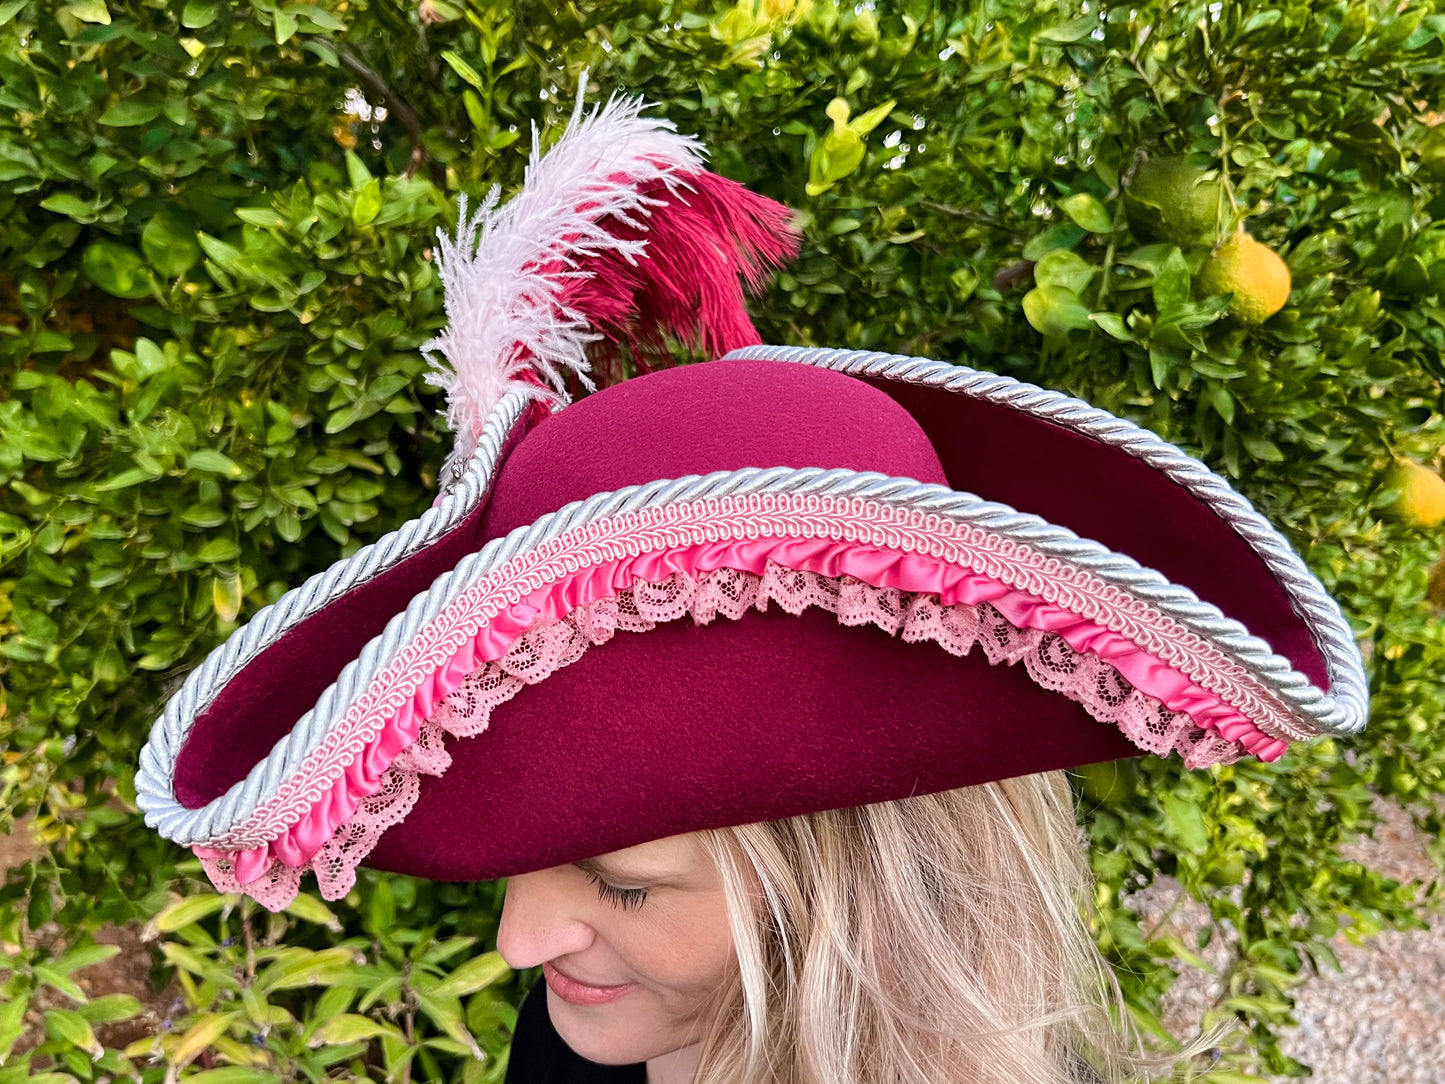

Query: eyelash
[584,870,650,911]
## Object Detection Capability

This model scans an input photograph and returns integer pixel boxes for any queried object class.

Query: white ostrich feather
[422,83,706,465]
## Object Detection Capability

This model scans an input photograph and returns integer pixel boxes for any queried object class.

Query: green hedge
[3,0,1444,1080]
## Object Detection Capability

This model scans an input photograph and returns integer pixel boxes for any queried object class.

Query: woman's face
[496,832,736,1066]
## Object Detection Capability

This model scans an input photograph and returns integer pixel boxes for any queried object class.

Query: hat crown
[480,359,950,540]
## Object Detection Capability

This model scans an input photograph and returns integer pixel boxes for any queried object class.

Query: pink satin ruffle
[196,535,1290,884]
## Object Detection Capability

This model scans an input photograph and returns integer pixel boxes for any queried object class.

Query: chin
[546,989,665,1066]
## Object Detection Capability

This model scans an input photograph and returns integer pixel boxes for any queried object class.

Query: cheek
[550,897,737,1064]
[615,893,736,996]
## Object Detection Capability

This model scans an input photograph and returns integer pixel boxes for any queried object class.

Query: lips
[543,961,639,1006]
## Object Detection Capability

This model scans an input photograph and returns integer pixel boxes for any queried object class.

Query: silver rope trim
[138,463,1365,847]
[135,390,533,829]
[724,345,1368,735]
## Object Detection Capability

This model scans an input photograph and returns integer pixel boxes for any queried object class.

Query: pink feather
[423,89,798,466]
[556,171,798,382]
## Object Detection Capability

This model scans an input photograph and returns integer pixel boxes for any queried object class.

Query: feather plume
[422,82,798,465]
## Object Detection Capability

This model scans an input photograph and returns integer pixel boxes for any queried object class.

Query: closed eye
[582,869,650,911]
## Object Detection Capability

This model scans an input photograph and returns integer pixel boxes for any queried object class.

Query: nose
[496,868,597,970]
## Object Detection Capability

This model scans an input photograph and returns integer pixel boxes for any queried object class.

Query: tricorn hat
[136,92,1367,910]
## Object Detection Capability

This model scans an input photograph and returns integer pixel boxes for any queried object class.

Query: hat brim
[136,352,1365,908]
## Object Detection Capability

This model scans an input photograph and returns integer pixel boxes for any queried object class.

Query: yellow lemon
[1382,460,1445,527]
[1124,156,1224,247]
[1198,230,1292,324]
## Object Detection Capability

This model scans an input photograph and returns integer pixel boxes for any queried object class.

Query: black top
[502,981,1106,1083]
[505,983,647,1084]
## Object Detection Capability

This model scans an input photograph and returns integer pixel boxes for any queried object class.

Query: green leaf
[1033,249,1095,295]
[0,992,29,1061]
[462,89,488,131]
[1060,192,1113,233]
[76,994,143,1023]
[98,100,161,126]
[43,1008,100,1056]
[142,208,202,277]
[846,98,896,137]
[133,337,168,378]
[431,951,511,999]
[212,570,244,621]
[311,986,359,1030]
[313,1013,405,1045]
[159,942,216,978]
[181,0,219,27]
[39,193,99,220]
[1240,433,1284,462]
[949,266,979,302]
[186,1070,283,1084]
[197,232,244,278]
[93,467,155,492]
[344,150,372,189]
[188,449,245,476]
[234,207,287,229]
[353,178,382,227]
[1023,286,1092,336]
[1118,244,1180,273]
[441,50,487,91]
[197,537,241,562]
[1022,224,1085,261]
[33,965,87,1002]
[173,1012,242,1065]
[154,892,230,932]
[82,242,151,299]
[273,6,298,42]
[63,0,109,22]
[1089,312,1131,341]
[1330,3,1371,54]
[807,131,865,195]
[1160,792,1209,854]
[1240,10,1281,34]
[1151,248,1192,312]
[417,936,479,968]
[257,947,366,992]
[0,1,29,26]
[1035,14,1098,43]
[413,991,482,1058]
[1207,382,1236,424]
[56,941,121,973]
[293,3,345,31]
[284,894,343,931]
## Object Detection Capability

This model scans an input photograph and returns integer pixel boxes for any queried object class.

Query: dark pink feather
[552,171,799,381]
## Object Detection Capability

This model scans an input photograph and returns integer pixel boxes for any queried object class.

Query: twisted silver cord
[140,471,1364,846]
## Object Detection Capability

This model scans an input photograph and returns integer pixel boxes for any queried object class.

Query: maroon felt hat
[136,93,1366,910]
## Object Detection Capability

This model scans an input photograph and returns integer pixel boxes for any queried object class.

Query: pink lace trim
[199,564,1243,910]
[193,490,1313,909]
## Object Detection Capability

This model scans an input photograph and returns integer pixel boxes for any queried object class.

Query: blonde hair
[691,772,1190,1084]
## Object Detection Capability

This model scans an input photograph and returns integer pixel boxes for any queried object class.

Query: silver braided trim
[724,345,1368,736]
[138,462,1362,847]
[135,390,533,822]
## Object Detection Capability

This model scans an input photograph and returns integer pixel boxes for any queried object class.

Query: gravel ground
[1279,801,1444,1082]
[1143,800,1444,1082]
